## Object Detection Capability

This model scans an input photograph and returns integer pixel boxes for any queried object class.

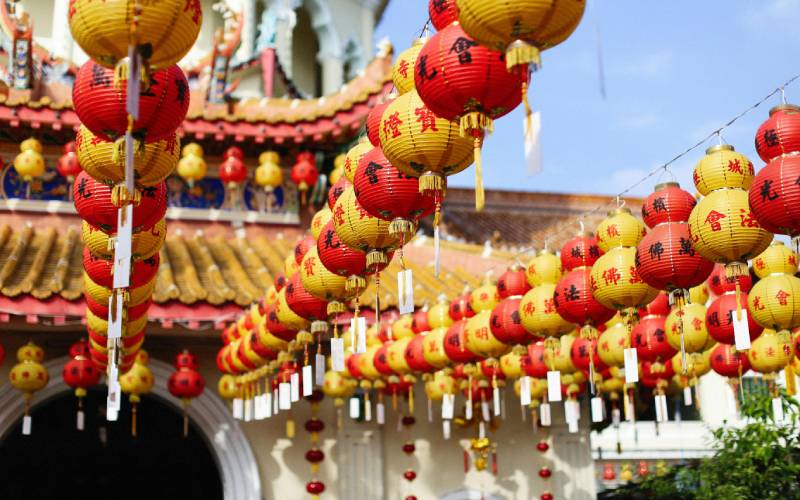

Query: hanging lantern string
[481,72,800,272]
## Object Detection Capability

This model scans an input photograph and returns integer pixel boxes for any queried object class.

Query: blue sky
[375,0,800,198]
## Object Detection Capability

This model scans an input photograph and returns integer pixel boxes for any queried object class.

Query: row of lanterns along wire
[212,1,800,492]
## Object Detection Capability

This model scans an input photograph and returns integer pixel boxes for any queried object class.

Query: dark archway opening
[0,387,223,500]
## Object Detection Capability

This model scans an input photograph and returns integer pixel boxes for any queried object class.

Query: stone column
[317,50,343,95]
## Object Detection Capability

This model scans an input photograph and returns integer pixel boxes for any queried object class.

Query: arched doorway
[0,357,260,500]
[0,388,223,499]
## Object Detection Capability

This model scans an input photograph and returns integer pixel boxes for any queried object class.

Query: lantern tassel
[131,402,138,437]
[473,136,485,212]
[459,112,494,137]
[786,363,797,396]
[182,399,189,438]
[506,40,541,71]
[408,384,414,415]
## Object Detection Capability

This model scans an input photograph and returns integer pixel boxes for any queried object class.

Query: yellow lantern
[257,323,290,352]
[84,273,155,308]
[596,208,646,252]
[543,333,577,373]
[76,126,180,186]
[597,321,628,367]
[471,283,500,312]
[120,350,155,403]
[365,324,384,347]
[499,351,523,378]
[82,218,166,261]
[311,207,332,240]
[671,349,712,378]
[689,282,710,305]
[387,337,413,374]
[590,247,659,311]
[392,314,416,340]
[218,375,240,400]
[427,297,454,329]
[519,284,575,337]
[300,247,352,302]
[275,287,310,331]
[69,0,202,70]
[693,144,755,196]
[749,328,796,374]
[177,143,206,187]
[379,89,474,194]
[514,376,547,402]
[422,327,450,369]
[14,138,45,182]
[748,274,800,334]
[330,153,346,185]
[9,341,49,396]
[284,253,299,277]
[457,0,586,69]
[753,241,798,278]
[425,371,456,401]
[392,38,426,94]
[464,310,511,359]
[343,137,373,183]
[600,373,626,395]
[525,249,563,287]
[665,303,709,353]
[323,370,356,400]
[332,187,402,268]
[357,345,382,380]
[255,151,284,193]
[688,189,772,264]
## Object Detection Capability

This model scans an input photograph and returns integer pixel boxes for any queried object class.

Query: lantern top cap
[769,103,800,115]
[607,207,632,216]
[654,181,680,191]
[412,37,428,46]
[705,144,734,154]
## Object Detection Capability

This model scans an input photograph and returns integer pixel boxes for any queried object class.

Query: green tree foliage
[601,391,800,500]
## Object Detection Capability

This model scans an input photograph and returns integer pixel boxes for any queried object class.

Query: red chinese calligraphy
[184,0,202,24]
[629,266,643,284]
[396,59,409,78]
[304,256,316,276]
[727,159,743,174]
[383,112,403,139]
[739,209,761,228]
[606,224,619,238]
[602,267,621,286]
[415,106,439,133]
[705,210,726,231]
[776,290,790,306]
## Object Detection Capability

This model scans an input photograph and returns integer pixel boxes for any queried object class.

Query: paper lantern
[57,150,82,181]
[443,320,478,363]
[428,298,454,329]
[255,151,283,192]
[275,287,310,332]
[748,270,800,333]
[421,328,449,369]
[218,375,239,400]
[295,234,317,265]
[73,61,189,142]
[490,297,532,345]
[82,218,166,261]
[457,0,585,69]
[497,265,531,298]
[671,349,712,378]
[520,284,575,338]
[570,331,606,373]
[425,371,457,401]
[387,337,413,375]
[526,249,563,287]
[471,283,500,313]
[300,247,352,302]
[554,267,615,326]
[411,309,431,333]
[755,103,800,162]
[753,240,798,278]
[750,155,800,237]
[327,177,352,210]
[706,292,762,344]
[543,333,577,374]
[597,208,646,252]
[591,246,659,311]
[9,341,48,398]
[177,143,207,186]
[73,171,167,233]
[392,315,416,340]
[367,96,396,147]
[405,335,435,373]
[597,321,627,368]
[641,182,698,227]
[317,220,368,280]
[631,314,675,363]
[219,155,248,189]
[710,343,750,378]
[429,0,459,30]
[76,126,180,186]
[748,329,794,374]
[561,232,603,271]
[665,303,709,353]
[120,350,155,403]
[84,273,155,309]
[13,139,45,182]
[332,187,401,269]
[449,293,476,321]
[311,207,332,240]
[392,39,426,95]
[291,152,319,194]
[83,247,159,289]
[707,263,752,296]
[343,138,373,183]
[464,310,511,359]
[68,0,201,69]
[285,273,329,327]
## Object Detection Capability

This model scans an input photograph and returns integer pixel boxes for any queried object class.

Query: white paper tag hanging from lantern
[397,270,414,314]
[253,395,263,420]
[107,292,124,340]
[493,386,501,416]
[591,397,604,422]
[683,386,693,406]
[244,398,253,422]
[315,353,325,385]
[232,398,244,419]
[22,415,32,435]
[479,421,486,439]
[377,402,385,424]
[364,397,372,422]
[279,382,291,410]
[290,372,300,402]
[547,370,562,402]
[481,401,490,422]
[352,317,367,354]
[524,111,543,175]
[540,403,551,427]
[772,397,784,423]
[442,393,455,420]
[442,419,451,439]
[77,410,85,430]
[302,365,313,396]
[112,204,134,289]
[465,398,473,420]
[273,389,279,414]
[520,376,532,406]
[265,393,273,418]
[349,397,360,419]
[331,338,345,372]
[733,309,751,350]
[624,348,639,383]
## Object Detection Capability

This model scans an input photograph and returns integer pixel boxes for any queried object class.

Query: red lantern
[224,146,245,161]
[63,340,102,395]
[265,305,297,342]
[72,61,189,142]
[367,98,393,147]
[85,294,151,321]
[640,361,674,386]
[749,155,800,236]
[285,273,328,323]
[554,268,615,326]
[524,342,549,378]
[706,292,763,344]
[490,297,533,345]
[249,331,277,361]
[443,320,477,363]
[219,156,248,188]
[291,152,319,193]
[644,292,670,316]
[294,234,317,265]
[561,233,603,272]
[636,183,713,291]
[707,263,752,296]
[168,351,205,400]
[374,345,395,376]
[755,104,800,162]
[353,147,434,239]
[710,343,751,378]
[449,294,475,321]
[429,0,459,30]
[73,171,167,233]
[414,23,526,209]
[412,309,430,333]
[570,335,606,372]
[631,314,675,362]
[57,151,82,180]
[83,247,159,288]
[328,176,352,210]
[405,335,434,373]
[274,273,288,292]
[317,220,367,277]
[497,265,531,298]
